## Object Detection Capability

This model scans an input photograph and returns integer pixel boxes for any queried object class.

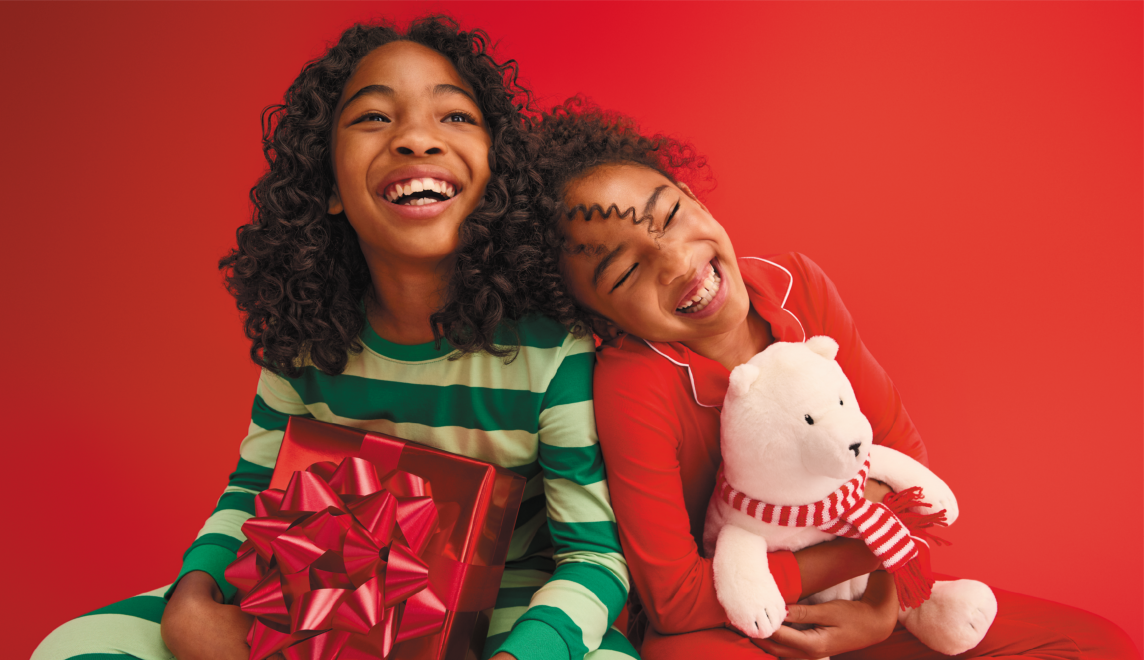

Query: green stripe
[214,491,255,515]
[289,370,543,432]
[69,656,152,660]
[251,393,293,431]
[508,461,542,479]
[482,631,510,660]
[494,585,542,609]
[360,317,454,361]
[523,521,553,558]
[497,314,575,350]
[599,627,639,655]
[506,555,556,573]
[549,521,623,555]
[227,458,274,491]
[552,562,627,621]
[169,544,241,602]
[514,494,548,529]
[514,605,587,660]
[540,445,605,485]
[79,595,167,624]
[185,533,244,556]
[542,351,594,409]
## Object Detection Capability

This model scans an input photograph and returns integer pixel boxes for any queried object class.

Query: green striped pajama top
[172,314,633,660]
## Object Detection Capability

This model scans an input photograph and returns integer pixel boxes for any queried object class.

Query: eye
[443,111,478,124]
[610,263,637,293]
[804,414,814,425]
[662,201,680,230]
[839,398,844,406]
[352,112,390,125]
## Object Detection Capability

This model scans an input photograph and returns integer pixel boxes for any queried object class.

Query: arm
[490,336,629,660]
[161,370,310,659]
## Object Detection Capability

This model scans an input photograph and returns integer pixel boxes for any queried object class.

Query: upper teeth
[384,177,456,204]
[677,264,721,313]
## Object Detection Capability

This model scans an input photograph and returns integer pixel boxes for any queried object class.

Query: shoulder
[506,313,594,358]
[595,335,691,401]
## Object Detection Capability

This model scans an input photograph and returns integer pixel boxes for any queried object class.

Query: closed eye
[610,263,637,293]
[662,201,680,230]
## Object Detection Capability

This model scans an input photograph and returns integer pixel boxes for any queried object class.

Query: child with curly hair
[33,20,634,660]
[524,100,1137,660]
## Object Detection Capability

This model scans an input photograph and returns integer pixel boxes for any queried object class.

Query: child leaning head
[221,16,538,378]
[530,100,757,349]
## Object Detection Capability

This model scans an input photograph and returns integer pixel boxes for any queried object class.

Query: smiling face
[328,41,492,268]
[560,164,752,344]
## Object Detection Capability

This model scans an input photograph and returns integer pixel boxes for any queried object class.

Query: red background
[2,2,1140,657]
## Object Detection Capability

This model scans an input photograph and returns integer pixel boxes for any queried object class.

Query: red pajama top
[593,252,928,635]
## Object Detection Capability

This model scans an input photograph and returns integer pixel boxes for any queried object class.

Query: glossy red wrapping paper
[225,417,527,660]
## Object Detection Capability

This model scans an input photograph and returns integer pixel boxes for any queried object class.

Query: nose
[656,242,691,286]
[392,115,445,157]
[849,442,862,457]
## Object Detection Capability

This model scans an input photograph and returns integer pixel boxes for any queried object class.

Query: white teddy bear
[703,336,997,656]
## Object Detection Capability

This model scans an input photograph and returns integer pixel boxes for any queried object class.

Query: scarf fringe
[883,486,952,547]
[890,539,934,610]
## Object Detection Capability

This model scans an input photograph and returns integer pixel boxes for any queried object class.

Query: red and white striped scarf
[716,456,937,609]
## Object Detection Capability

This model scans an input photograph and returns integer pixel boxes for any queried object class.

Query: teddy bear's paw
[900,580,997,655]
[720,580,787,639]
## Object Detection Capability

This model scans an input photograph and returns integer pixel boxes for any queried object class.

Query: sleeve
[592,349,802,637]
[788,253,929,465]
[491,335,630,660]
[164,369,311,602]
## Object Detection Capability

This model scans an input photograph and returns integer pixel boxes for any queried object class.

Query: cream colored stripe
[238,425,284,468]
[487,605,529,637]
[538,400,597,448]
[195,508,252,542]
[507,509,547,560]
[222,485,260,496]
[522,474,545,502]
[546,479,615,523]
[586,647,637,660]
[528,579,609,650]
[258,371,308,412]
[554,554,630,591]
[31,614,173,660]
[350,342,569,393]
[305,402,538,469]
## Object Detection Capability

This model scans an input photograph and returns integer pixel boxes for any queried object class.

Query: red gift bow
[224,456,447,660]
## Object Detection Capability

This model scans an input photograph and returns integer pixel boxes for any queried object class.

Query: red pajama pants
[640,584,1139,660]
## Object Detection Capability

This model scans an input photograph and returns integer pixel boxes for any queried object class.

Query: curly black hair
[219,16,543,378]
[525,97,711,337]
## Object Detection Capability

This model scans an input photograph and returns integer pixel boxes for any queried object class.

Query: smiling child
[33,20,634,660]
[524,101,1136,660]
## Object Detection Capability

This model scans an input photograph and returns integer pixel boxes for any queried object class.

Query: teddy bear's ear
[727,363,761,399]
[806,336,839,361]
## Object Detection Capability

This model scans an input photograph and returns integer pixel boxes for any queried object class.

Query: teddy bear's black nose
[849,442,861,457]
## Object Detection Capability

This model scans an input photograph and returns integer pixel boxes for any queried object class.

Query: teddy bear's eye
[804,414,815,425]
[840,398,844,406]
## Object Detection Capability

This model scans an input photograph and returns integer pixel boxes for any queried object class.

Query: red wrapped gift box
[226,417,526,660]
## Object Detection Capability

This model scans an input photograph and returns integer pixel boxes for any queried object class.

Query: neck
[684,305,774,371]
[363,249,453,346]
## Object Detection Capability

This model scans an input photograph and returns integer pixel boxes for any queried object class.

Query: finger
[753,636,817,659]
[783,601,846,627]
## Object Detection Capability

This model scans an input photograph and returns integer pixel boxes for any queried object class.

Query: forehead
[566,163,673,209]
[343,41,474,99]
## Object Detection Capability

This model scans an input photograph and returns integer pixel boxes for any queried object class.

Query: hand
[752,571,899,658]
[489,653,518,660]
[161,571,279,660]
[864,478,893,504]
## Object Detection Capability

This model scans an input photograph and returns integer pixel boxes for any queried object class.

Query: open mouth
[676,261,722,314]
[382,177,459,206]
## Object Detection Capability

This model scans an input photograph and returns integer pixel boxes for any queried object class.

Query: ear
[328,185,344,215]
[805,335,839,361]
[727,363,761,399]
[675,181,710,214]
[589,316,622,343]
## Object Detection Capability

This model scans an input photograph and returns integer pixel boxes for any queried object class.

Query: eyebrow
[592,243,627,289]
[433,83,478,106]
[340,83,478,117]
[643,185,669,224]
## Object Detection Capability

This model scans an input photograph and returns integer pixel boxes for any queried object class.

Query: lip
[673,258,729,320]
[376,164,462,220]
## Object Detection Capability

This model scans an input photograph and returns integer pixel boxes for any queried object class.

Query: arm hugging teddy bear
[703,336,997,656]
